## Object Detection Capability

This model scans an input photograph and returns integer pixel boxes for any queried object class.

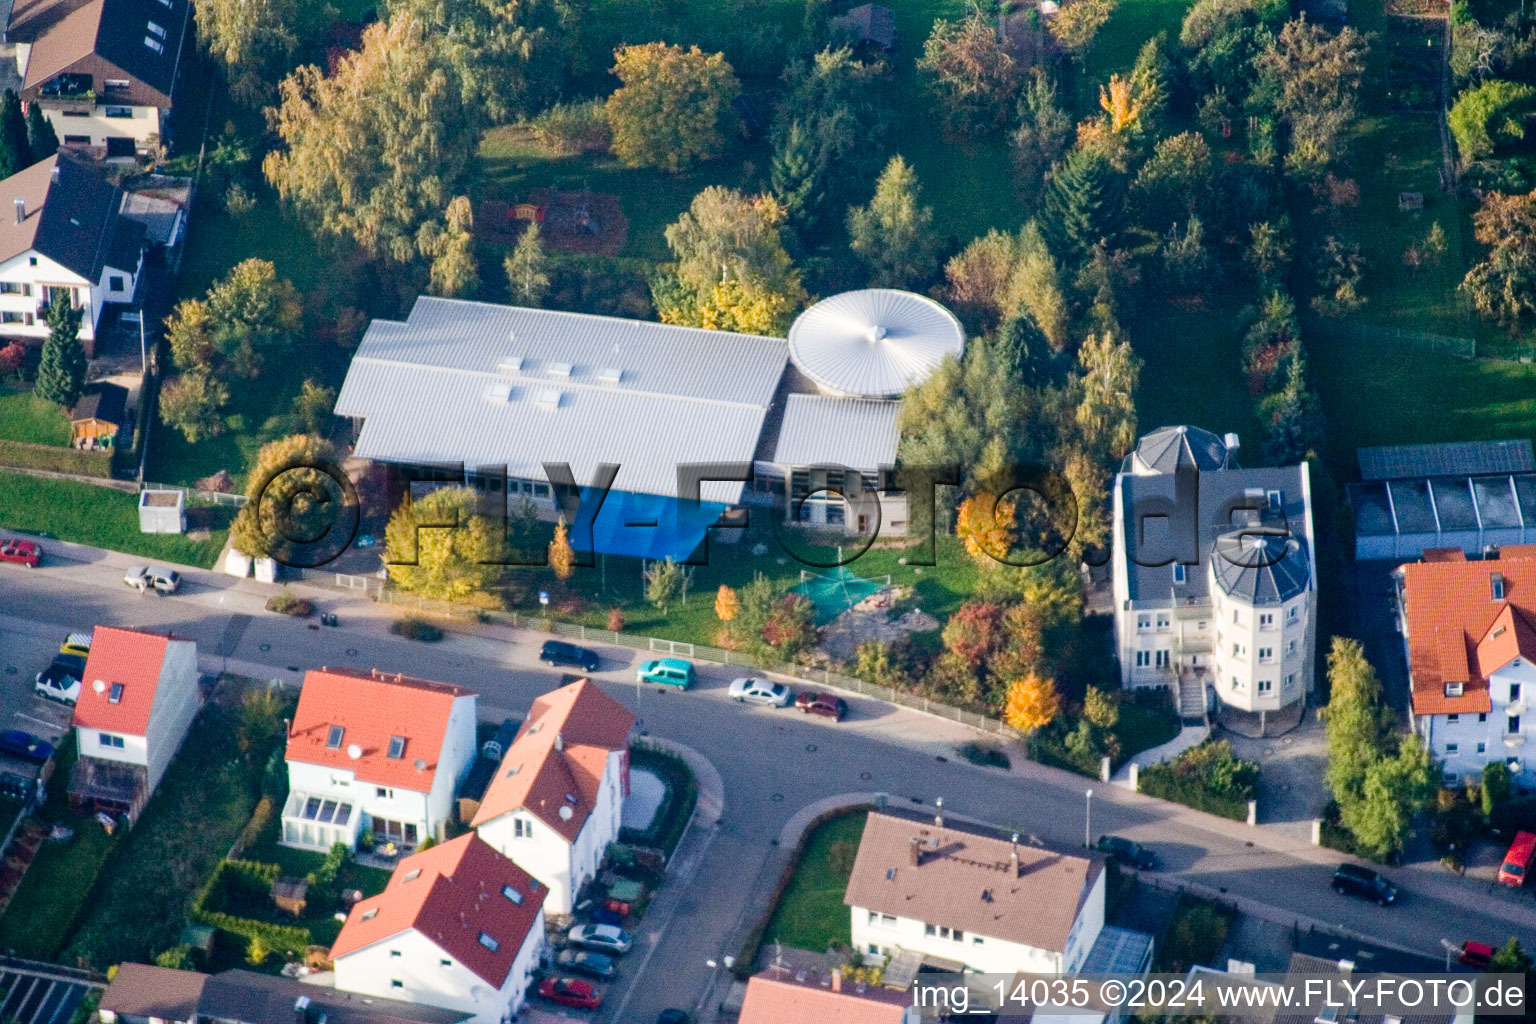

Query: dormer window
[1266,490,1281,510]
[387,735,406,759]
[1445,681,1465,698]
[326,725,345,749]
[108,682,123,704]
[1173,563,1186,584]
[1493,574,1506,601]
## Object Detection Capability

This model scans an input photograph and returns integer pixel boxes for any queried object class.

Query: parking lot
[0,960,100,1024]
[0,625,84,750]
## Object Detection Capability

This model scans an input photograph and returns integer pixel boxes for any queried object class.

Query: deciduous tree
[1463,188,1536,331]
[159,372,230,443]
[1047,0,1115,64]
[418,196,479,298]
[715,584,739,621]
[1341,735,1437,860]
[1011,71,1074,188]
[1004,673,1060,733]
[385,487,505,602]
[229,435,344,559]
[770,46,887,231]
[195,0,309,104]
[606,43,741,172]
[645,556,687,610]
[847,155,938,288]
[1322,637,1389,806]
[956,493,1017,568]
[1130,131,1214,232]
[918,15,1019,136]
[1447,78,1536,166]
[548,517,574,580]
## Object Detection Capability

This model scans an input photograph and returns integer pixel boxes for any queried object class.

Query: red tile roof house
[1397,547,1536,787]
[283,668,478,855]
[69,625,199,822]
[738,968,917,1024]
[330,833,547,1024]
[471,679,634,916]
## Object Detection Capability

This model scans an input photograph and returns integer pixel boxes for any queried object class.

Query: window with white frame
[1156,613,1170,631]
[1258,647,1273,662]
[514,818,532,838]
[1137,614,1151,632]
[1258,679,1273,693]
[1259,613,1274,628]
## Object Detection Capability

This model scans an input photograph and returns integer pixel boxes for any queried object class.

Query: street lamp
[1084,789,1093,849]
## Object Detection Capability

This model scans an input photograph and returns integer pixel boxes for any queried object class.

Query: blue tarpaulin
[570,488,728,562]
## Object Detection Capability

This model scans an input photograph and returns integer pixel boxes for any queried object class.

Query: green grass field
[0,472,230,566]
[0,388,70,446]
[763,810,867,952]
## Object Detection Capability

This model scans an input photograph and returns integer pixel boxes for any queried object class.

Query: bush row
[0,438,113,477]
[190,858,311,953]
[1137,741,1259,822]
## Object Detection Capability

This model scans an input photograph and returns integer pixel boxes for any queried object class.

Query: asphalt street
[0,550,1533,1022]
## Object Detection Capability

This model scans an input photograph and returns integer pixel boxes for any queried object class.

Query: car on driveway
[1095,835,1158,870]
[567,923,633,955]
[59,632,92,658]
[795,692,848,720]
[541,639,601,672]
[35,653,87,704]
[1331,863,1397,905]
[0,729,53,764]
[538,977,602,1010]
[556,948,616,978]
[0,538,39,567]
[637,658,693,689]
[727,677,793,707]
[123,566,180,594]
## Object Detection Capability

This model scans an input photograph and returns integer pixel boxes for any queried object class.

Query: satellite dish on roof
[92,679,106,694]
[558,805,574,821]
[346,744,363,760]
[414,758,427,771]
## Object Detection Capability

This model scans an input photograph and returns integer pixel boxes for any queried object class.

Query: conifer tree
[0,91,31,177]
[1041,149,1126,261]
[847,155,938,288]
[34,296,84,408]
[25,103,57,162]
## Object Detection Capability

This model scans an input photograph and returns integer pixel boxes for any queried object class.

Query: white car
[566,924,632,955]
[123,566,180,594]
[35,654,86,704]
[727,677,793,707]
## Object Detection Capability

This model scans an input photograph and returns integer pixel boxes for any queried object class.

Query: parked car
[541,639,601,672]
[59,632,92,658]
[35,653,87,704]
[556,948,616,979]
[637,658,694,689]
[1095,835,1158,870]
[727,677,793,707]
[538,977,602,1010]
[1331,863,1397,905]
[1459,940,1495,970]
[1498,830,1536,886]
[123,566,180,594]
[0,538,39,567]
[567,923,633,955]
[0,729,53,764]
[795,692,848,720]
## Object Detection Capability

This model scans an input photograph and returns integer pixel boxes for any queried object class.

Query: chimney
[1010,832,1020,877]
[12,198,22,224]
[831,969,842,993]
[908,836,921,867]
[934,797,943,828]
[554,731,564,752]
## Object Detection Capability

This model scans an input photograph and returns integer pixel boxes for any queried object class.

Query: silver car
[123,566,180,594]
[567,923,632,955]
[727,677,793,707]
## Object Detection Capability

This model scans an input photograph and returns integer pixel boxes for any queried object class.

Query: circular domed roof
[787,289,965,399]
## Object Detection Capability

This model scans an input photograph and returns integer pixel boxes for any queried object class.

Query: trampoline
[792,565,892,624]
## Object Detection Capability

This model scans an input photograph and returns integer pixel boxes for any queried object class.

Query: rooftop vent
[536,389,561,410]
[597,366,623,385]
[1224,432,1241,451]
[497,355,523,374]
[547,362,572,378]
[484,382,512,403]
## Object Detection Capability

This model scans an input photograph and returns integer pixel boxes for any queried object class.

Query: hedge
[191,858,311,952]
[0,437,113,477]
[621,745,697,859]
[1137,741,1258,822]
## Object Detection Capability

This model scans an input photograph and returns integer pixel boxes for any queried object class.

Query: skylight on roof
[497,354,523,373]
[326,725,345,749]
[478,932,499,951]
[547,362,572,378]
[598,367,622,385]
[108,682,123,704]
[564,793,578,804]
[361,908,378,921]
[503,764,521,777]
[147,20,166,37]
[484,381,512,403]
[536,389,561,409]
[403,869,421,882]
[387,735,406,759]
[144,36,163,53]
[502,884,522,904]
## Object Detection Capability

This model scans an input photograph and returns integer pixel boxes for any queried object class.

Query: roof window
[1445,681,1465,698]
[326,725,345,749]
[108,682,123,704]
[598,367,622,385]
[1494,573,1506,601]
[547,362,572,378]
[403,869,421,882]
[387,735,406,759]
[536,389,561,409]
[497,354,523,373]
[361,908,378,921]
[502,884,523,904]
[146,20,166,37]
[143,36,163,53]
[478,932,499,951]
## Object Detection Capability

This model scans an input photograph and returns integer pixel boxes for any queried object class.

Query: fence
[1306,318,1477,359]
[371,589,1019,739]
[295,568,384,595]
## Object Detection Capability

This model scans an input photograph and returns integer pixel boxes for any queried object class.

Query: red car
[0,539,39,567]
[539,977,602,1010]
[795,692,848,721]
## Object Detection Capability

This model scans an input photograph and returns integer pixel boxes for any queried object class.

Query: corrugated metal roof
[772,394,898,469]
[786,289,963,398]
[1358,440,1535,481]
[336,298,790,502]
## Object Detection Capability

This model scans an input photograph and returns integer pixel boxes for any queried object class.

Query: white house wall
[1425,658,1536,786]
[47,105,163,151]
[424,695,479,839]
[0,250,95,339]
[333,911,545,1024]
[74,725,148,769]
[283,759,431,851]
[140,639,199,794]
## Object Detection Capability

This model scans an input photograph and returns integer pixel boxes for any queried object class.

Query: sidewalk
[1110,723,1209,787]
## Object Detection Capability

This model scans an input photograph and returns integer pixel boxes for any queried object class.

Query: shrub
[264,589,312,617]
[607,608,626,632]
[390,617,444,642]
[1138,741,1258,820]
[957,741,1011,769]
[190,859,311,954]
[232,796,275,858]
[0,437,112,477]
[529,99,612,155]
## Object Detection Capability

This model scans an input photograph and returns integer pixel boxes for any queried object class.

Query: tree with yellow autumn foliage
[955,493,1017,568]
[1004,673,1061,733]
[715,584,740,621]
[548,517,575,581]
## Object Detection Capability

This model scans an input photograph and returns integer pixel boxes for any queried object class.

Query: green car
[637,657,694,689]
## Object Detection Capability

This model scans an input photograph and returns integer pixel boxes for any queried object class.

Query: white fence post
[1246,800,1258,827]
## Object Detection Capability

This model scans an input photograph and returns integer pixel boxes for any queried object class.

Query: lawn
[236,815,393,949]
[762,810,867,953]
[0,734,119,959]
[64,696,280,969]
[1073,0,1195,112]
[0,471,230,566]
[0,387,70,446]
[1131,299,1262,445]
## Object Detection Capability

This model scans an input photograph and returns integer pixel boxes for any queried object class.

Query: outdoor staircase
[1175,672,1209,721]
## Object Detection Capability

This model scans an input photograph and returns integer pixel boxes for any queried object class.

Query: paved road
[1,550,1535,1024]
